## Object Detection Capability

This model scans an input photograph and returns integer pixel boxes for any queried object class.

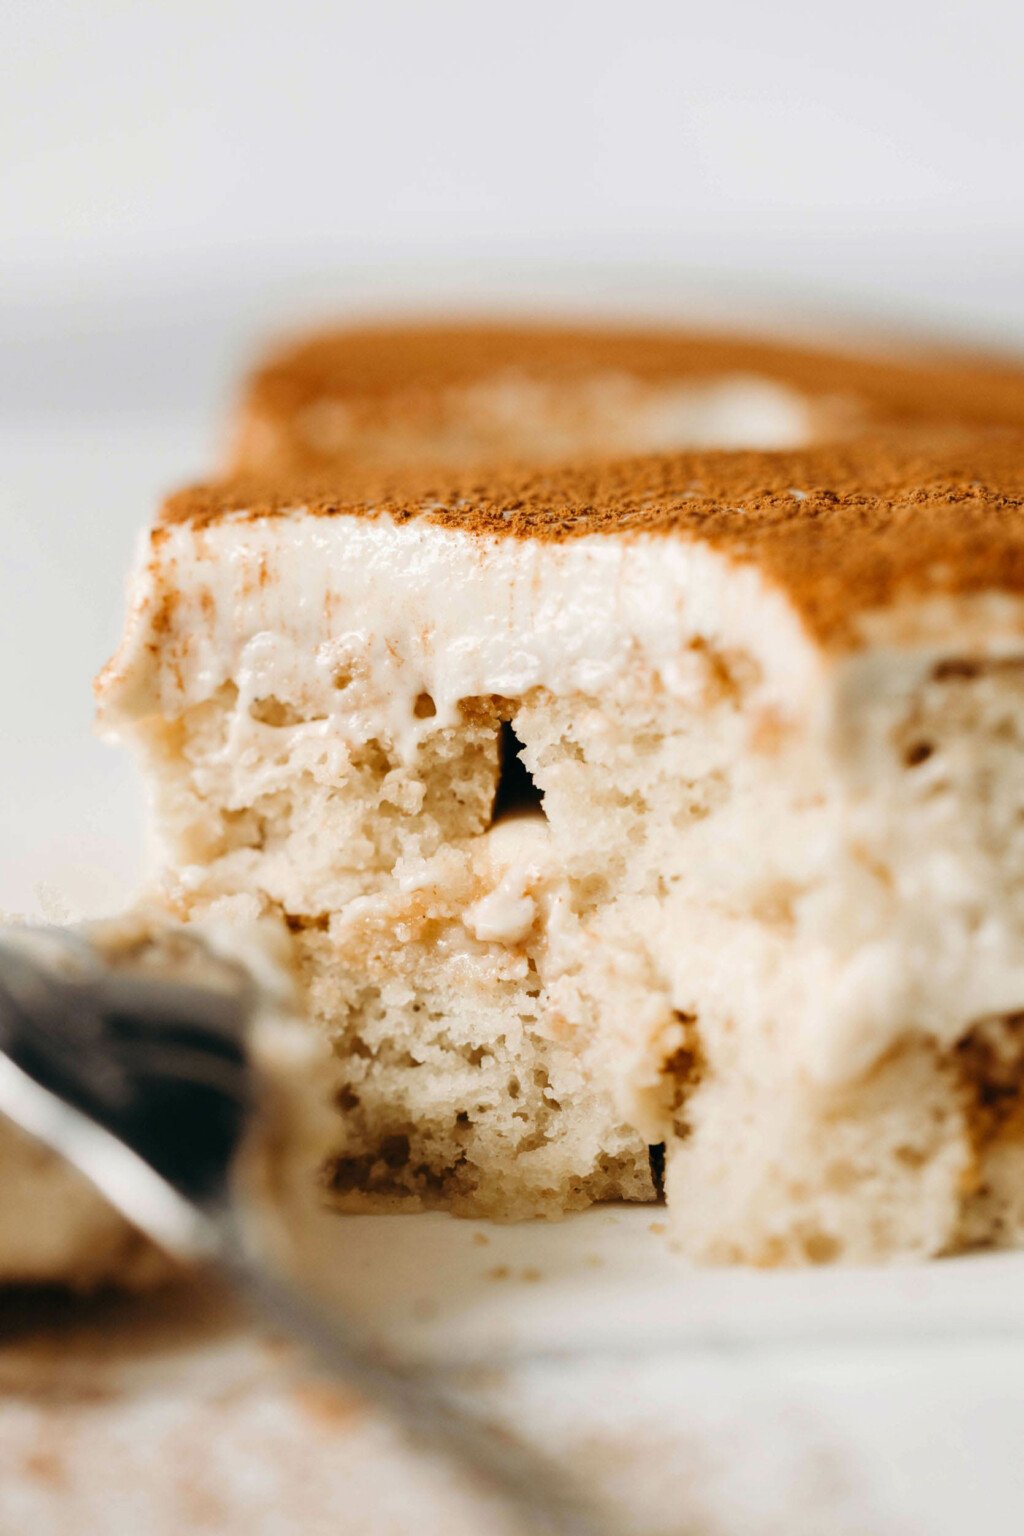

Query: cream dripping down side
[97,510,825,750]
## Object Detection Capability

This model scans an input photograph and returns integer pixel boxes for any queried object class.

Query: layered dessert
[97,413,1024,1263]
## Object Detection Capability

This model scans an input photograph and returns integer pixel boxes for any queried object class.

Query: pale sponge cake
[97,427,1024,1262]
[230,320,1024,477]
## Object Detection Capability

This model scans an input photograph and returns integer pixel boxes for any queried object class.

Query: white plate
[4,1210,1024,1536]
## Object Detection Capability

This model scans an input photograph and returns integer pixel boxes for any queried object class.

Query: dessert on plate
[97,339,1024,1261]
[9,318,1024,1282]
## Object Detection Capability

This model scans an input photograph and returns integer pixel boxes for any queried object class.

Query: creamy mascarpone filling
[99,511,824,750]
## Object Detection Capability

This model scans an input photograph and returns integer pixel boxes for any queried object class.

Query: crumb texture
[140,689,656,1220]
[126,634,1024,1258]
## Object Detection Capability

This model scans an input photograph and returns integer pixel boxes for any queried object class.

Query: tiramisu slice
[230,320,1024,477]
[98,430,1024,1261]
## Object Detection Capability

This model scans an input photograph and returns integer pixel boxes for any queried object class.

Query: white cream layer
[98,510,825,751]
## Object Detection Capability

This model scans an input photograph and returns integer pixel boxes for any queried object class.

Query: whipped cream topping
[98,509,825,753]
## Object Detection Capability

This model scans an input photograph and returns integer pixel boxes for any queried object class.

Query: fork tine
[98,973,252,1048]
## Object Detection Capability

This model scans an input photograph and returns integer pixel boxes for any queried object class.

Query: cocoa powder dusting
[240,321,1024,446]
[161,430,1024,647]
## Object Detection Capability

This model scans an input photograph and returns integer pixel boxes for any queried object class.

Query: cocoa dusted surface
[241,320,1024,444]
[161,432,1024,646]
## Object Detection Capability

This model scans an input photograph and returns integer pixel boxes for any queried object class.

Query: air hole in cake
[649,1143,667,1198]
[801,1232,841,1265]
[379,1133,412,1168]
[493,720,545,821]
[221,806,265,850]
[249,695,305,727]
[664,1012,705,1140]
[956,1012,1024,1149]
[904,740,935,768]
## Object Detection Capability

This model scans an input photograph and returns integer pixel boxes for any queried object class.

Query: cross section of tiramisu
[98,402,1024,1262]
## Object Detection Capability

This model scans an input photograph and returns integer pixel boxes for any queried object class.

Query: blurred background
[3,0,1024,915]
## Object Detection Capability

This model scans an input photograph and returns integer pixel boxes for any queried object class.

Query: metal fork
[0,924,611,1536]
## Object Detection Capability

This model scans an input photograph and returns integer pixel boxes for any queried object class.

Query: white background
[5,0,1024,415]
[2,0,1024,912]
[3,1,1024,310]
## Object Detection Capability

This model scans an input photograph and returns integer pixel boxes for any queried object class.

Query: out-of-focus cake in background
[229,320,1024,476]
[93,317,1024,1262]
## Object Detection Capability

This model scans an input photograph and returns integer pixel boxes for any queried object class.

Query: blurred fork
[0,923,612,1536]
